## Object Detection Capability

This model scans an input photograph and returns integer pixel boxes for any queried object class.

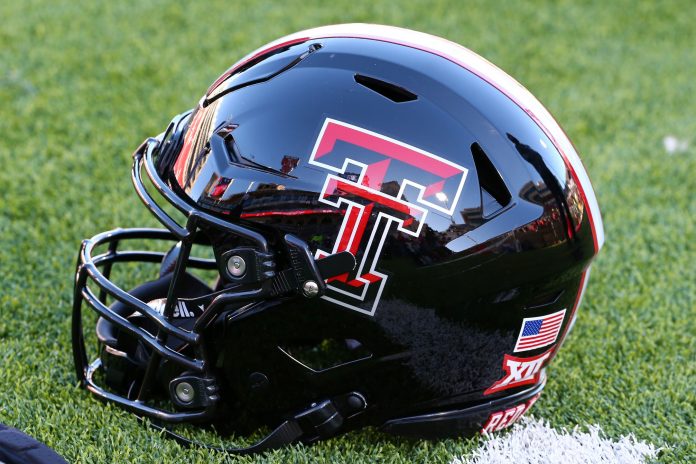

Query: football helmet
[72,24,604,453]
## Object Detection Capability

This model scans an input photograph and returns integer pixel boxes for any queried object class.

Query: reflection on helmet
[72,23,603,454]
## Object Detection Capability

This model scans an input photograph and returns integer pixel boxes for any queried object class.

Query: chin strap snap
[148,393,365,455]
[294,400,343,442]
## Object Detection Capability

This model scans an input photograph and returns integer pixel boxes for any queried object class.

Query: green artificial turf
[0,0,694,462]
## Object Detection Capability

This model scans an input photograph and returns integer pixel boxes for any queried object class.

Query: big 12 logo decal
[309,119,468,315]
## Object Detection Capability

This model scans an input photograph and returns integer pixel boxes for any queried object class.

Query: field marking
[663,135,689,154]
[452,417,660,464]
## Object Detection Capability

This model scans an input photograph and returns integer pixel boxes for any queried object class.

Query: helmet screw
[227,255,246,277]
[302,280,319,298]
[175,381,195,404]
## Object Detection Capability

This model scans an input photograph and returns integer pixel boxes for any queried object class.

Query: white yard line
[452,417,660,464]
[663,135,689,154]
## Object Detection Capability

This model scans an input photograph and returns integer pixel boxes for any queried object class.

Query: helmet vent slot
[279,338,372,372]
[471,143,511,216]
[526,289,565,309]
[354,74,417,103]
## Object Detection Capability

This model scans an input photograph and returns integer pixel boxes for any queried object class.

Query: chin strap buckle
[146,392,366,454]
[293,391,367,442]
[294,400,344,441]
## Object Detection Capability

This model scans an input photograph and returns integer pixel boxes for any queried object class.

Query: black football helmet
[72,24,604,453]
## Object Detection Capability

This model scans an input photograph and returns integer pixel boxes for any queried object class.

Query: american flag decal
[514,309,566,352]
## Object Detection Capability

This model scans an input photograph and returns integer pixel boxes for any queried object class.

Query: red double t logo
[309,119,468,315]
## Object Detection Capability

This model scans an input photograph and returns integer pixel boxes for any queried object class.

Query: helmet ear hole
[278,338,372,372]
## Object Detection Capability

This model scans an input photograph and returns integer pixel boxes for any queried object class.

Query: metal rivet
[302,280,319,298]
[175,381,195,403]
[227,255,246,277]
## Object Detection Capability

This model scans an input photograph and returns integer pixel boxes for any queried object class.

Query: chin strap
[146,398,354,455]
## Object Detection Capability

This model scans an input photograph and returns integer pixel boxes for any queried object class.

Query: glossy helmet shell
[85,24,604,443]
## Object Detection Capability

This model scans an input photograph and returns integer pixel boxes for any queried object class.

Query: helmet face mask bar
[72,135,362,451]
[72,24,603,454]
